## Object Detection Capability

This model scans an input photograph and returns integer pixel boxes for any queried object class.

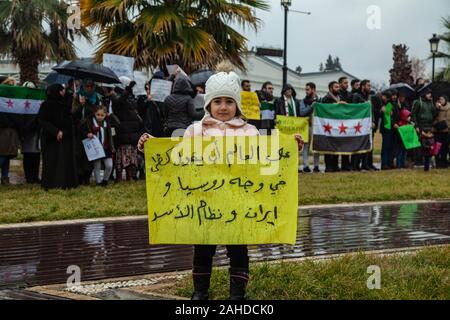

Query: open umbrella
[417,81,450,98]
[52,60,121,84]
[388,83,416,97]
[189,69,214,87]
[43,71,72,86]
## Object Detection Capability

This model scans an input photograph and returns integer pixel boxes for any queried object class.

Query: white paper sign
[82,136,106,162]
[102,54,135,79]
[133,71,148,96]
[150,79,173,102]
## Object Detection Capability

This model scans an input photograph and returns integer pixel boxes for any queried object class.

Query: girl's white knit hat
[204,71,242,113]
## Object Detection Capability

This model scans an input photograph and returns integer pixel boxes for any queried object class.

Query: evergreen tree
[325,55,334,71]
[389,44,413,84]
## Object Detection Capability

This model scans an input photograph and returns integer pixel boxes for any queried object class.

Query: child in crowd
[138,62,303,300]
[82,105,115,186]
[396,109,413,169]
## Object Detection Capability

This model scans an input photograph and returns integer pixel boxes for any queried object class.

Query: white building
[236,52,359,97]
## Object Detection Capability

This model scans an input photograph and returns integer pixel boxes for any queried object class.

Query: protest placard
[82,136,105,161]
[398,125,421,150]
[240,91,261,120]
[150,79,173,102]
[144,134,298,245]
[102,53,135,79]
[276,115,309,143]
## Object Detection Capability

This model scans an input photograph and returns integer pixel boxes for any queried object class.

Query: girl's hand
[294,134,304,151]
[79,95,86,105]
[87,133,94,139]
[138,133,154,152]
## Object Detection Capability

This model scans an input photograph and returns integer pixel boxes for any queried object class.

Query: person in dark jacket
[411,88,437,171]
[321,81,342,172]
[72,79,102,185]
[257,81,276,133]
[275,83,301,116]
[301,82,320,173]
[337,77,353,170]
[20,81,41,184]
[338,77,352,103]
[164,76,204,137]
[143,80,166,138]
[38,84,78,190]
[113,80,143,181]
[352,80,378,171]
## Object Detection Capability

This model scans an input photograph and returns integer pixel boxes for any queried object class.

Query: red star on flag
[323,123,333,134]
[354,122,363,134]
[338,122,348,135]
[24,101,31,109]
[6,99,14,108]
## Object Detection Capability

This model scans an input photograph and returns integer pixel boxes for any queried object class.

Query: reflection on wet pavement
[0,202,449,289]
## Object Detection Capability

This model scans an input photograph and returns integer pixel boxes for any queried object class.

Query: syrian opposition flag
[312,103,372,154]
[0,85,46,129]
[0,85,46,115]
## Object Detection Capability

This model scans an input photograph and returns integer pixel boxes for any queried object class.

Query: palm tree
[80,0,269,73]
[435,16,450,81]
[0,0,91,84]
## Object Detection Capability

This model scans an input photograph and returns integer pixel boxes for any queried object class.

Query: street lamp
[281,0,291,87]
[429,33,440,82]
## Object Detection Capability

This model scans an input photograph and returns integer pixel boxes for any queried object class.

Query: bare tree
[411,57,426,83]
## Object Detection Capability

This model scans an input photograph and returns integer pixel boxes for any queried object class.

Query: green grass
[297,169,450,205]
[1,169,450,224]
[173,246,450,300]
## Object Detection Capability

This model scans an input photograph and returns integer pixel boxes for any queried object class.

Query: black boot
[191,266,211,300]
[229,268,249,300]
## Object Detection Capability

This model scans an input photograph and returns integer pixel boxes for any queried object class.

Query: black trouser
[23,152,40,183]
[324,155,338,172]
[193,245,249,271]
[435,132,449,168]
[341,155,351,171]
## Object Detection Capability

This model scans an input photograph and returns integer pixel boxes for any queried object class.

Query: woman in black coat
[38,84,78,190]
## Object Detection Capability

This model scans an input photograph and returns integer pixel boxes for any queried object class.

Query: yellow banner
[276,115,309,143]
[145,134,298,245]
[240,91,261,120]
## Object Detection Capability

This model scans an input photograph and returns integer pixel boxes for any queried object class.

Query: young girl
[138,63,303,300]
[82,105,115,186]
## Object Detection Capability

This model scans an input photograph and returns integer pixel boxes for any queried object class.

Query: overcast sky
[76,0,449,84]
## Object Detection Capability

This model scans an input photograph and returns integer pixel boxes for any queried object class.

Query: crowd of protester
[0,72,449,189]
[250,77,449,173]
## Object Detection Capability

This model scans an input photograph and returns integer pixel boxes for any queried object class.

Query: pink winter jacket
[184,116,259,137]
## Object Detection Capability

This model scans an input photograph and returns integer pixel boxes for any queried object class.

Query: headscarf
[77,79,98,105]
[46,84,65,101]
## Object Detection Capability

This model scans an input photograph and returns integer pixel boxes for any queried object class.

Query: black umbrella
[52,60,121,84]
[189,69,214,87]
[417,81,450,98]
[43,71,72,86]
[388,83,416,97]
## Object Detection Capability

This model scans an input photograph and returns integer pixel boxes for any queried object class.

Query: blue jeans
[0,156,10,178]
[397,148,406,168]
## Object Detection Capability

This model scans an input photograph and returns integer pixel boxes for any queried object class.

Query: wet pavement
[1,201,449,292]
